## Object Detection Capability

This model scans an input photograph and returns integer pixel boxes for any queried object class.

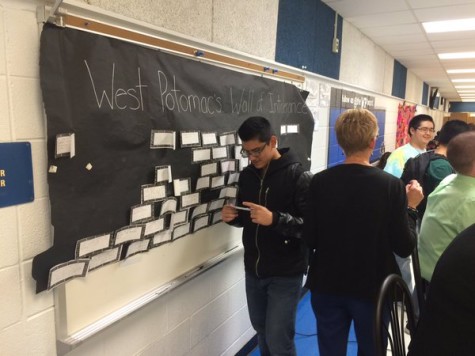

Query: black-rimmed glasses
[240,143,268,158]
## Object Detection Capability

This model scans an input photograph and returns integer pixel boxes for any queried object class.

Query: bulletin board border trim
[38,2,305,83]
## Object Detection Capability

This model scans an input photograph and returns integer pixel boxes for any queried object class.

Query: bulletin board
[33,23,314,340]
[327,88,385,168]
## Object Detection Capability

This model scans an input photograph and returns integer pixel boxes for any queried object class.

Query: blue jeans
[311,293,385,356]
[245,273,303,356]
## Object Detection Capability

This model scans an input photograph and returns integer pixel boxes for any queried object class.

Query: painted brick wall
[0,1,56,354]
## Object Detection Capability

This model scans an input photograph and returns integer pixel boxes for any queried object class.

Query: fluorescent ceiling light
[423,18,475,33]
[452,79,475,83]
[439,52,475,60]
[447,69,475,74]
[455,85,475,89]
[457,90,475,93]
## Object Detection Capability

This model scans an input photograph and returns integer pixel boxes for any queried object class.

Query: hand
[242,202,273,226]
[221,205,238,222]
[406,180,424,209]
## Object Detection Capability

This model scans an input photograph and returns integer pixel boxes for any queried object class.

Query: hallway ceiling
[321,0,475,101]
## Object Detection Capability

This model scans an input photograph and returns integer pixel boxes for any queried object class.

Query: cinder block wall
[66,250,252,356]
[0,0,56,355]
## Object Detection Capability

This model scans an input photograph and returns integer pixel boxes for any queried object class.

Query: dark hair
[376,151,391,169]
[408,114,434,136]
[427,138,438,150]
[437,120,470,145]
[237,116,274,142]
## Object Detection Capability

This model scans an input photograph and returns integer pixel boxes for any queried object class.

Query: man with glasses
[384,114,435,179]
[401,119,470,219]
[383,114,434,313]
[222,116,311,356]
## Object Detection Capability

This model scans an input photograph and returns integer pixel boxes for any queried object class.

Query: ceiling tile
[323,0,475,100]
[362,24,423,37]
[347,11,417,28]
[322,0,409,17]
[414,4,475,21]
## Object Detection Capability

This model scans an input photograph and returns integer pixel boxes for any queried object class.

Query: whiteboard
[56,223,242,338]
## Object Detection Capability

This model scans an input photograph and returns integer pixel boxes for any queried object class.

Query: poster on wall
[32,24,314,292]
[396,104,417,148]
[327,88,385,168]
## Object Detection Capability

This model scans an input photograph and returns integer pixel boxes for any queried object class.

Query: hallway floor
[249,291,359,356]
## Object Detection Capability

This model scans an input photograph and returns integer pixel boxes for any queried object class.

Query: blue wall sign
[0,142,34,208]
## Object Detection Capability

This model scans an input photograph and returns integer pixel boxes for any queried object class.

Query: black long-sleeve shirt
[408,223,475,356]
[303,164,417,301]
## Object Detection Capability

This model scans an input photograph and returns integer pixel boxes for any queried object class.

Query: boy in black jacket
[222,116,311,356]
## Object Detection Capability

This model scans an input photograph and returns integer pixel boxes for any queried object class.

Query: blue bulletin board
[327,88,386,168]
[0,142,34,208]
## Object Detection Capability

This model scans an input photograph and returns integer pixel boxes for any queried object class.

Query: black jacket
[228,148,312,278]
[303,164,417,300]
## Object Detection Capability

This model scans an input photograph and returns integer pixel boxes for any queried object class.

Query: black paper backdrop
[33,24,314,292]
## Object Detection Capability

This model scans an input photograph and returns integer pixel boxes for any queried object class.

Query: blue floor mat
[249,292,358,355]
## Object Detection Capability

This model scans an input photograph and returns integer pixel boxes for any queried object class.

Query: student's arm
[222,204,242,226]
[400,157,414,185]
[222,183,244,227]
[389,180,422,257]
[384,152,404,178]
[303,175,319,249]
[270,170,313,238]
